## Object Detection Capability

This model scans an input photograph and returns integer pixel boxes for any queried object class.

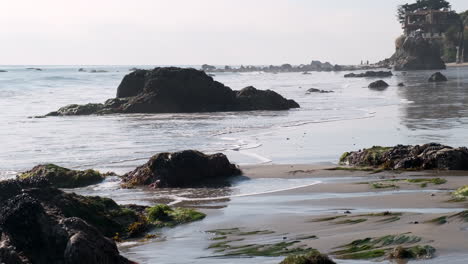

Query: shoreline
[115,164,468,263]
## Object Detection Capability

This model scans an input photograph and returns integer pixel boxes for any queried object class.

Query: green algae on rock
[388,245,436,260]
[146,204,206,228]
[279,250,336,264]
[339,143,468,170]
[452,185,468,201]
[19,164,107,188]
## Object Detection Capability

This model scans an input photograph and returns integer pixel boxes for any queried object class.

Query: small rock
[428,72,448,82]
[368,80,389,89]
[397,82,405,87]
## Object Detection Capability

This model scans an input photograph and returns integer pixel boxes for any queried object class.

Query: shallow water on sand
[1,66,468,178]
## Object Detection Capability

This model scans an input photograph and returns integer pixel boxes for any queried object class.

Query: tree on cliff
[397,0,451,23]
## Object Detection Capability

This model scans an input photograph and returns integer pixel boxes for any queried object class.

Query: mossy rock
[279,250,336,264]
[146,204,206,227]
[19,164,106,188]
[388,245,436,260]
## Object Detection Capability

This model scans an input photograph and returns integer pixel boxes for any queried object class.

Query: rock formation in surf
[122,150,242,188]
[344,71,393,78]
[44,67,299,116]
[390,36,446,71]
[340,143,468,170]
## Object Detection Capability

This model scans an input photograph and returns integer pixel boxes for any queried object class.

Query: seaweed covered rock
[390,36,446,71]
[0,178,134,264]
[122,150,242,188]
[388,245,436,260]
[340,143,468,170]
[19,164,106,188]
[45,67,299,116]
[280,250,336,264]
[368,80,389,89]
[344,71,393,78]
[428,72,448,82]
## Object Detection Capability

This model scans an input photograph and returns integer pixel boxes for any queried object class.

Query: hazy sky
[1,0,468,65]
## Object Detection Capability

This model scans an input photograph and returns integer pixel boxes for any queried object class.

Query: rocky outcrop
[0,177,207,264]
[0,70,7,73]
[45,67,299,116]
[344,71,393,78]
[306,88,333,94]
[0,178,135,264]
[340,143,468,170]
[390,36,446,71]
[122,150,242,188]
[368,80,389,89]
[18,164,107,188]
[428,72,448,82]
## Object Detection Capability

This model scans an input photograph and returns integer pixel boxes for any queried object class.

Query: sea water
[1,65,467,178]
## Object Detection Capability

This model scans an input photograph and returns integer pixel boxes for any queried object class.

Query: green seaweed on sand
[331,234,422,260]
[450,210,468,222]
[358,212,402,217]
[427,216,448,225]
[210,240,313,257]
[371,182,399,189]
[406,178,447,185]
[326,167,375,172]
[280,250,336,264]
[309,215,347,222]
[451,185,468,201]
[378,216,401,223]
[335,218,367,225]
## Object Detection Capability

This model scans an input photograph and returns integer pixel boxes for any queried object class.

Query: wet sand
[115,164,468,263]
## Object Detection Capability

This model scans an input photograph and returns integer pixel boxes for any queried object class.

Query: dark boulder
[397,82,405,87]
[368,80,389,89]
[344,71,393,78]
[0,179,135,264]
[390,36,446,71]
[235,86,300,110]
[116,69,148,98]
[0,70,7,73]
[428,72,448,82]
[18,164,106,188]
[340,143,468,170]
[122,150,242,188]
[44,67,299,116]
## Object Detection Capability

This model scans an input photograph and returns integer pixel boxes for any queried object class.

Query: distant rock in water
[18,164,107,188]
[306,88,333,94]
[368,80,389,89]
[340,143,468,170]
[344,71,393,78]
[0,70,7,73]
[26,67,42,71]
[428,72,448,82]
[44,67,299,116]
[390,36,446,71]
[397,82,405,87]
[122,150,242,188]
[78,68,86,72]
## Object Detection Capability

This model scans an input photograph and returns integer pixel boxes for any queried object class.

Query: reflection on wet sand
[396,69,468,130]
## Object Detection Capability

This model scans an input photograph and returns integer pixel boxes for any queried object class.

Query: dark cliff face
[390,36,446,71]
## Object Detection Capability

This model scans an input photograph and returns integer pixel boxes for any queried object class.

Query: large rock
[390,36,446,71]
[18,164,106,188]
[428,72,448,82]
[368,80,389,89]
[0,178,135,264]
[122,150,242,188]
[46,67,299,116]
[340,143,468,170]
[344,71,393,78]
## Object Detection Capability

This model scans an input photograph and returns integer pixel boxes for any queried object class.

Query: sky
[1,0,468,65]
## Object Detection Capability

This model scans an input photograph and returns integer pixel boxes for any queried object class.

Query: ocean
[1,65,467,179]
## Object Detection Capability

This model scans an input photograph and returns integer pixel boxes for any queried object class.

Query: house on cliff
[403,8,458,39]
